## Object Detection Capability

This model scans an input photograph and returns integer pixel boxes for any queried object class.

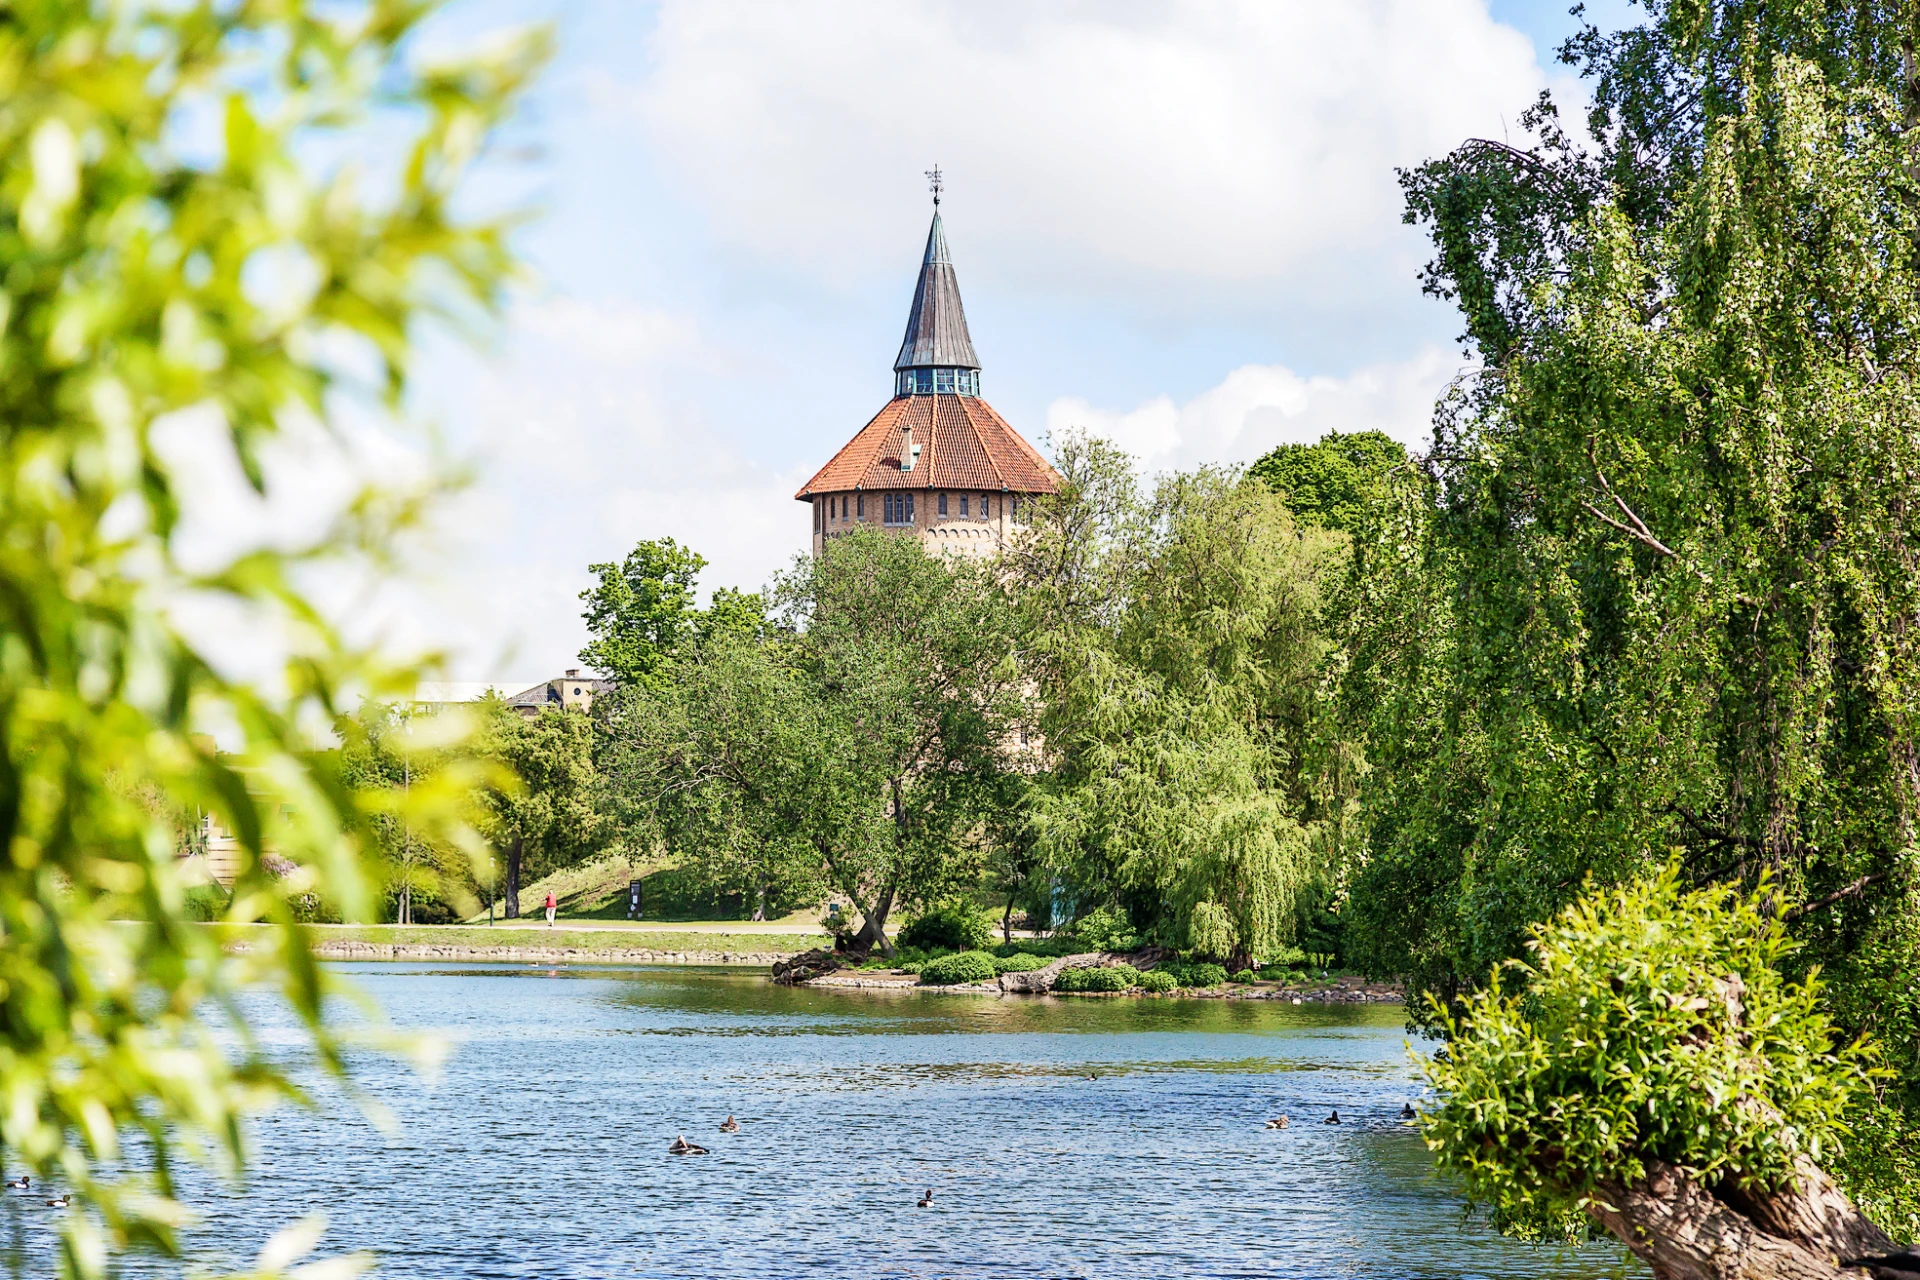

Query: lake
[14,964,1635,1279]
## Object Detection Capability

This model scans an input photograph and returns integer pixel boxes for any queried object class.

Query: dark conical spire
[893,210,980,373]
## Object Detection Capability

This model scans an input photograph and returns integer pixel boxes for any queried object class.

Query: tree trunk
[1586,1155,1918,1280]
[853,882,897,958]
[505,835,523,920]
[1003,894,1015,944]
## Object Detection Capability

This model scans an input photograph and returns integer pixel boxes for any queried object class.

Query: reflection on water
[30,965,1638,1279]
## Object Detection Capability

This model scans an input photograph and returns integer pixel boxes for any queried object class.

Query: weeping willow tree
[1352,0,1920,1239]
[1009,435,1354,964]
[0,5,543,1275]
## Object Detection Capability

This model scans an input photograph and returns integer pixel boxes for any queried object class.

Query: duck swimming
[1324,1110,1341,1125]
[5,1176,27,1190]
[1265,1117,1289,1130]
[719,1115,740,1133]
[1400,1104,1416,1120]
[668,1135,709,1156]
[917,1189,934,1208]
[45,1194,68,1208]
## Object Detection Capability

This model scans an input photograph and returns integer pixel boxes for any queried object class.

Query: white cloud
[407,296,813,681]
[611,0,1552,310]
[1046,345,1456,474]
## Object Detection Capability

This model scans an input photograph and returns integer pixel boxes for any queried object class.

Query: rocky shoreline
[806,970,1401,1003]
[775,948,1403,1004]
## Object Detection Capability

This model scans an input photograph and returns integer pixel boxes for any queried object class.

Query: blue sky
[364,0,1645,682]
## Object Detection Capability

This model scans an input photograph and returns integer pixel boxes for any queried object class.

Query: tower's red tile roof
[794,393,1059,500]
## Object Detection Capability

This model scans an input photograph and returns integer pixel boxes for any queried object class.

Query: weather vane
[926,165,943,207]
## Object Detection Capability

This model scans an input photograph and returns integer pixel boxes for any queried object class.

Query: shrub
[898,905,994,954]
[918,950,997,985]
[1161,961,1228,988]
[1082,964,1140,992]
[1070,904,1140,953]
[1423,868,1872,1242]
[1136,969,1178,993]
[1227,969,1258,984]
[1052,967,1090,992]
[993,953,1045,975]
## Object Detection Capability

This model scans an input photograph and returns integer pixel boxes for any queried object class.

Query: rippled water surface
[27,965,1638,1279]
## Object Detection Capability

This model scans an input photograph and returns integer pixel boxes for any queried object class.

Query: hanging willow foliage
[1009,434,1352,962]
[1348,0,1920,1231]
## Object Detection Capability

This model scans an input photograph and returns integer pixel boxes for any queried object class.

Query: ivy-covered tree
[1424,870,1911,1273]
[1352,0,1920,1231]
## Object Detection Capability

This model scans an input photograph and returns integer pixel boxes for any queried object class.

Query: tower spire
[893,169,978,392]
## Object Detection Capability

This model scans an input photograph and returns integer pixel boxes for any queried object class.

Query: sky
[327,0,1643,686]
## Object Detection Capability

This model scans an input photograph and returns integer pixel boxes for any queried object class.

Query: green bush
[1070,904,1139,953]
[993,953,1045,975]
[1055,964,1139,993]
[918,950,997,985]
[1083,964,1140,992]
[1227,969,1258,984]
[1423,868,1872,1242]
[1161,961,1228,988]
[1137,969,1178,993]
[899,906,994,954]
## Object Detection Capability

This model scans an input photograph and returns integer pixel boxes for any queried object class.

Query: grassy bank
[213,921,831,962]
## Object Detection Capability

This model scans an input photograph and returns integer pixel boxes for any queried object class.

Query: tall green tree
[0,4,543,1274]
[1353,0,1920,1215]
[606,530,1021,952]
[477,698,605,919]
[580,538,719,688]
[1246,430,1407,533]
[1009,434,1354,965]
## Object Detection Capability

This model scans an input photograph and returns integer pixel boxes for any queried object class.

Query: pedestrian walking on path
[544,891,557,927]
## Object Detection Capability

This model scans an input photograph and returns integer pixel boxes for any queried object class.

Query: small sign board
[628,879,642,920]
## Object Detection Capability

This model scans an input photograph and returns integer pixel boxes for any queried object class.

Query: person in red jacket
[544,890,556,927]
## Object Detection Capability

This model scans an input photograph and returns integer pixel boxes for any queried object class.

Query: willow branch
[1584,445,1676,558]
[1784,873,1885,922]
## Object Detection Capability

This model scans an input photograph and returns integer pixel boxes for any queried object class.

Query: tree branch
[1784,873,1885,922]
[1584,445,1676,557]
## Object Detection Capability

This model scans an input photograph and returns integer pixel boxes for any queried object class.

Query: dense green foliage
[1008,434,1354,965]
[605,529,1021,952]
[1136,969,1178,993]
[1064,903,1140,953]
[992,953,1046,975]
[579,539,765,690]
[476,699,605,917]
[1246,430,1407,532]
[338,702,493,924]
[1054,964,1141,993]
[1156,961,1228,989]
[1423,870,1873,1242]
[918,950,998,985]
[0,4,542,1274]
[897,904,995,953]
[1348,2,1920,1196]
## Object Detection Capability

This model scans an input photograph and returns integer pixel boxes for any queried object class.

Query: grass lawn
[215,921,829,955]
